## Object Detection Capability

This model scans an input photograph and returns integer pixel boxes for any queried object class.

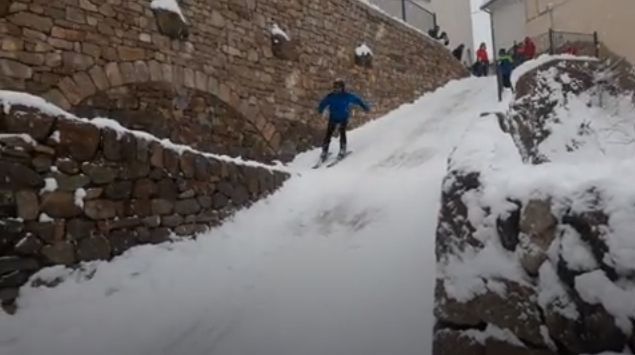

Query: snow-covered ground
[0,77,502,355]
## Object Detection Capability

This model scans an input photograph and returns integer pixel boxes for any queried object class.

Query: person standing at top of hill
[452,44,465,62]
[498,48,515,92]
[475,43,490,77]
[428,25,440,39]
[523,36,537,60]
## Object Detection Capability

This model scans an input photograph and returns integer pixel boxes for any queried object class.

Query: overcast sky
[471,0,494,55]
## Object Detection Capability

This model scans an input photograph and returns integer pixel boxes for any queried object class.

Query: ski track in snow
[0,77,502,355]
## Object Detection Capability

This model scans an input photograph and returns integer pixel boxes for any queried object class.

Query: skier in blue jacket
[317,78,370,160]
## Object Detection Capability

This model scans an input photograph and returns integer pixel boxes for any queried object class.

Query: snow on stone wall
[0,92,289,313]
[434,57,635,355]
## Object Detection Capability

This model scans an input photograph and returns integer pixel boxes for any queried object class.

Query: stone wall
[0,0,466,161]
[0,99,289,313]
[433,59,635,355]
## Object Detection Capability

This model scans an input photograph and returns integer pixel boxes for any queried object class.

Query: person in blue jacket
[317,78,370,160]
[498,48,515,92]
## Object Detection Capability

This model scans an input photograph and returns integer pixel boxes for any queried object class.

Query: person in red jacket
[523,36,536,60]
[475,43,490,77]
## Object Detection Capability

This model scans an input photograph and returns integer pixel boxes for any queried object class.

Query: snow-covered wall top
[0,92,289,310]
[0,0,466,161]
[434,57,635,355]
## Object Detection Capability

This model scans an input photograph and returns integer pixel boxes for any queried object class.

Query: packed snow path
[0,77,501,355]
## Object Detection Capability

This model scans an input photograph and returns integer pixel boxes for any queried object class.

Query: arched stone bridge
[0,0,466,161]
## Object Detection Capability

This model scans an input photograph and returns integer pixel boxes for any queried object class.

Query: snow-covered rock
[435,56,635,355]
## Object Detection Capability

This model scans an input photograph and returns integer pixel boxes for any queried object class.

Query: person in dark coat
[452,44,465,62]
[317,79,370,159]
[511,41,524,67]
[439,32,450,46]
[498,49,514,91]
[428,25,440,39]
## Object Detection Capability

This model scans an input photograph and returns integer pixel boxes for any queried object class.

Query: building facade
[369,0,474,62]
[483,0,635,64]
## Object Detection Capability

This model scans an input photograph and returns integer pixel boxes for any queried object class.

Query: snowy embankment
[0,77,500,354]
[435,56,635,354]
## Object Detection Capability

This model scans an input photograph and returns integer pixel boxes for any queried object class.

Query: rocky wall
[0,97,289,313]
[434,59,635,355]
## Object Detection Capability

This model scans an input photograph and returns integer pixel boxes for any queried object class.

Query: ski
[312,153,331,169]
[326,151,352,168]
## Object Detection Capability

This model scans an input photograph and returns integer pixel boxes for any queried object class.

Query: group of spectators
[468,37,538,90]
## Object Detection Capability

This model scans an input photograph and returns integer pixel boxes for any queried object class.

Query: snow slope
[0,77,501,355]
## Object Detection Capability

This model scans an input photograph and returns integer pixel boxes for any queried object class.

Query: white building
[368,0,475,62]
[482,0,635,64]
[481,0,526,55]
[425,0,475,60]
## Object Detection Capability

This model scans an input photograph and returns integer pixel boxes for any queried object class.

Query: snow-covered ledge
[0,89,290,312]
[150,0,189,39]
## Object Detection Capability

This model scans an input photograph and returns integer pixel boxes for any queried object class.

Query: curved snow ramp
[0,92,289,313]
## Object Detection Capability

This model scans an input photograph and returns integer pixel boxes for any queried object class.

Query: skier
[317,78,370,162]
[498,48,514,92]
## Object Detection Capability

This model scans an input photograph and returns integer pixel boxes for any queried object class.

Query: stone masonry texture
[0,0,466,162]
[0,105,289,310]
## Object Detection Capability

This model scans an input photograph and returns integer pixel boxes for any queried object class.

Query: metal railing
[368,0,437,33]
[495,29,600,102]
[535,29,600,57]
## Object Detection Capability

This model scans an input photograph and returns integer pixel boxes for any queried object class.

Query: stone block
[4,108,55,141]
[8,12,53,33]
[84,199,121,220]
[88,65,109,91]
[66,218,95,240]
[108,230,137,256]
[104,62,123,87]
[72,72,96,97]
[14,234,43,256]
[82,163,117,184]
[53,172,90,192]
[42,242,76,265]
[56,119,100,161]
[56,158,79,175]
[104,181,133,200]
[174,199,201,215]
[133,179,157,199]
[151,199,173,215]
[0,58,32,79]
[15,190,39,221]
[117,46,145,61]
[77,235,111,261]
[162,214,183,228]
[40,191,82,218]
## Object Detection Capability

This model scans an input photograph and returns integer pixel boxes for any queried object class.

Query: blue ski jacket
[318,91,370,123]
[498,55,514,76]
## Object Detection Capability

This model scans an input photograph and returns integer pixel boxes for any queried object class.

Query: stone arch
[41,61,281,159]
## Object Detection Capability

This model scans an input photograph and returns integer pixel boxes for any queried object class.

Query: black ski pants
[322,120,348,153]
